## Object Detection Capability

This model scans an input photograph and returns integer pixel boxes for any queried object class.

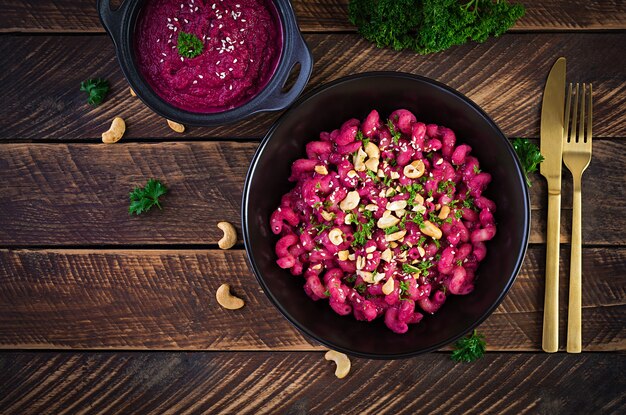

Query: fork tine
[578,83,585,144]
[586,84,593,144]
[564,83,572,142]
[571,83,579,143]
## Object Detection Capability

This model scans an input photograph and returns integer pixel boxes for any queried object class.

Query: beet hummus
[134,0,282,113]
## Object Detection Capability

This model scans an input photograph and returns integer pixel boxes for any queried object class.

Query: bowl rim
[242,71,531,359]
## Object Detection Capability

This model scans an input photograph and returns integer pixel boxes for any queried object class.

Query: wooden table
[1,1,625,413]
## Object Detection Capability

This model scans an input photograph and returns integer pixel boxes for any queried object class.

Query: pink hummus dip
[135,0,282,113]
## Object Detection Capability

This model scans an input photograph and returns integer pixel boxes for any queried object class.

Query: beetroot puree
[134,0,282,113]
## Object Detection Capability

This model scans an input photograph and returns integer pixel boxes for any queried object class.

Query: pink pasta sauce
[270,109,496,333]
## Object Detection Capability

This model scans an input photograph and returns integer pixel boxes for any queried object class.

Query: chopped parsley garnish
[324,289,331,297]
[512,138,544,187]
[177,31,204,58]
[355,284,367,294]
[402,263,420,273]
[451,330,487,363]
[366,170,379,181]
[80,78,109,107]
[129,179,168,215]
[433,238,441,249]
[417,236,427,247]
[399,280,410,295]
[387,119,401,144]
[352,211,376,247]
[356,130,370,147]
[455,259,463,266]
[454,209,464,219]
[473,165,481,174]
[345,275,357,284]
[313,202,322,209]
[384,225,400,235]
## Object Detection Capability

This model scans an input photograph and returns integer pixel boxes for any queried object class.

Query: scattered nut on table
[217,221,237,249]
[129,87,136,97]
[102,117,125,144]
[167,119,185,133]
[324,350,351,379]
[215,284,244,310]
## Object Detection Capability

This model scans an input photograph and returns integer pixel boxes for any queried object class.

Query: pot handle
[254,34,313,112]
[97,0,133,42]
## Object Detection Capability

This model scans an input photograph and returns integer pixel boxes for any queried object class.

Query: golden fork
[563,83,593,353]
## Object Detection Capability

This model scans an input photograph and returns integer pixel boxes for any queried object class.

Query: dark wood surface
[2,34,625,141]
[0,1,625,413]
[1,0,625,32]
[0,247,624,351]
[1,352,624,414]
[0,140,624,246]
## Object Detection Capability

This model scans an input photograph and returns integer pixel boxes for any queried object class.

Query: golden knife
[540,57,566,353]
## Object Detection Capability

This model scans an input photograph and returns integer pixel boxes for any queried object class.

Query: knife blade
[540,57,566,353]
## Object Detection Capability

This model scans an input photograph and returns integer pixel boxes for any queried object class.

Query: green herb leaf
[387,119,401,144]
[129,179,168,215]
[384,225,400,235]
[324,289,331,297]
[80,78,109,106]
[451,330,487,363]
[402,263,420,274]
[355,284,367,294]
[348,0,525,55]
[512,138,544,187]
[177,31,204,58]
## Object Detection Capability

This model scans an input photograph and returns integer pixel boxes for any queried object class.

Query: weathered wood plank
[0,140,623,246]
[0,33,624,140]
[0,0,625,33]
[0,352,624,414]
[0,247,623,351]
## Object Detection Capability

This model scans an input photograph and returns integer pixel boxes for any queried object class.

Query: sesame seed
[233,58,238,63]
[193,80,198,84]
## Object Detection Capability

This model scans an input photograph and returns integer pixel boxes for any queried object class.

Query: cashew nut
[353,148,367,172]
[364,157,379,173]
[364,142,380,159]
[217,221,237,249]
[320,210,335,221]
[421,220,442,240]
[339,191,360,211]
[129,87,136,97]
[364,204,378,212]
[358,270,375,284]
[381,248,393,262]
[403,160,426,179]
[216,283,244,310]
[328,228,344,246]
[324,350,351,379]
[167,119,185,133]
[396,209,406,218]
[356,256,365,270]
[337,250,349,261]
[390,171,400,180]
[417,246,426,257]
[382,278,395,295]
[386,200,407,211]
[315,165,329,175]
[385,229,407,242]
[377,214,400,229]
[365,245,376,253]
[102,117,126,144]
[438,205,451,220]
[347,170,358,179]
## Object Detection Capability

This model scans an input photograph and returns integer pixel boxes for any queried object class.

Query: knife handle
[542,192,561,353]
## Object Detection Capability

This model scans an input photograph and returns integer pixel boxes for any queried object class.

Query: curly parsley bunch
[348,0,525,55]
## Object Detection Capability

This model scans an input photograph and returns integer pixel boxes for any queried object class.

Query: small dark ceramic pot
[98,0,313,126]
[242,72,531,359]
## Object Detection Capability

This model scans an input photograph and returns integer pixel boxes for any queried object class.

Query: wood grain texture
[0,352,625,415]
[1,33,625,141]
[0,140,624,246]
[1,0,625,32]
[0,247,623,351]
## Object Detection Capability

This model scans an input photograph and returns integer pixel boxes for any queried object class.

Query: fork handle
[567,177,583,353]
[542,192,561,353]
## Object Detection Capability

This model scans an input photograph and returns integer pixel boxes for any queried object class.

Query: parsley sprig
[129,179,168,215]
[512,138,544,187]
[178,32,204,58]
[80,78,109,106]
[451,330,486,363]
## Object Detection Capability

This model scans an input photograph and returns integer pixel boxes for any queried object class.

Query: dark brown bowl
[98,0,312,126]
[242,72,530,359]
